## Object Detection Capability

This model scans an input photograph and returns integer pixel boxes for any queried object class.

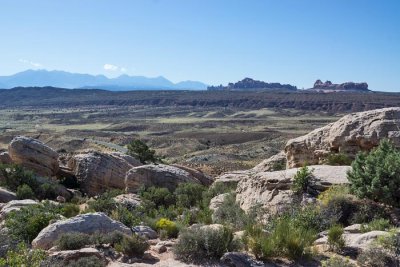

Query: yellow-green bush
[155,218,179,238]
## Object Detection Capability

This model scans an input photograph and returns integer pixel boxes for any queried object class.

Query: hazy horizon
[1,0,400,91]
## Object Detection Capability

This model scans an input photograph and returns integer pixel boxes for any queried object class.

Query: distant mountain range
[0,70,208,90]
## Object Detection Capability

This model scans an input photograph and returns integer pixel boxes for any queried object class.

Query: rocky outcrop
[8,136,59,177]
[252,151,286,173]
[113,194,142,210]
[46,248,107,266]
[285,108,400,168]
[236,165,350,213]
[67,152,141,196]
[32,212,132,249]
[220,252,264,267]
[312,80,369,91]
[171,164,213,186]
[125,164,202,193]
[208,78,297,91]
[0,199,38,220]
[0,187,17,203]
[132,225,158,240]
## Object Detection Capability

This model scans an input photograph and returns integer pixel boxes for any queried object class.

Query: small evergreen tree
[348,139,400,207]
[127,139,159,164]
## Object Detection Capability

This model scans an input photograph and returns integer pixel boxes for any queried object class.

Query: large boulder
[0,199,38,220]
[252,151,286,173]
[285,108,400,168]
[236,165,350,213]
[8,136,59,177]
[125,164,203,193]
[0,187,17,203]
[67,152,141,196]
[45,248,107,266]
[113,193,142,210]
[171,164,213,186]
[32,212,132,249]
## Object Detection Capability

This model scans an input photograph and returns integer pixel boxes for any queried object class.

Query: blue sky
[1,0,399,90]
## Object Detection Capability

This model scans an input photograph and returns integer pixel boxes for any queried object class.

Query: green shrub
[357,247,397,267]
[245,215,316,260]
[327,224,345,252]
[173,225,238,263]
[174,183,206,209]
[155,218,179,238]
[348,140,400,206]
[318,185,350,206]
[36,183,58,200]
[111,206,140,227]
[139,186,175,208]
[16,184,35,200]
[90,231,124,247]
[0,164,38,192]
[56,232,91,250]
[60,203,80,218]
[87,190,123,215]
[5,202,60,242]
[361,218,391,233]
[320,195,356,227]
[0,242,46,267]
[292,166,313,193]
[114,234,149,257]
[325,153,353,166]
[212,193,251,230]
[127,139,159,164]
[321,256,355,267]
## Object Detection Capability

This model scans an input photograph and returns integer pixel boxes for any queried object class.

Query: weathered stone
[285,108,400,168]
[252,151,286,173]
[214,170,251,188]
[171,164,213,186]
[236,165,350,213]
[8,136,59,177]
[220,252,264,267]
[132,225,158,240]
[209,193,229,212]
[46,248,107,266]
[32,212,132,249]
[67,152,141,196]
[113,194,141,210]
[0,187,17,203]
[125,164,201,193]
[152,243,167,253]
[0,199,38,220]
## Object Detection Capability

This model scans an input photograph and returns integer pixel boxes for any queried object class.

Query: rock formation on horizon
[207,77,297,91]
[312,79,369,92]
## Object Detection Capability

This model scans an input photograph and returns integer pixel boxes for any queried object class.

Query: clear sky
[1,0,399,90]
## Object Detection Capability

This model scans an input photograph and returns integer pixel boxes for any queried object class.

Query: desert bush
[0,164,38,192]
[139,186,175,208]
[60,203,80,218]
[325,153,353,166]
[357,247,396,267]
[318,185,350,206]
[111,206,139,227]
[245,215,316,260]
[174,183,206,209]
[127,139,159,164]
[327,224,345,252]
[292,165,313,193]
[90,231,125,247]
[114,234,149,258]
[36,183,58,200]
[16,184,35,200]
[212,193,251,230]
[56,232,91,250]
[321,256,355,267]
[6,202,60,242]
[320,195,356,227]
[155,218,179,238]
[361,218,391,233]
[87,190,123,215]
[0,242,46,267]
[174,225,238,263]
[348,139,400,206]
